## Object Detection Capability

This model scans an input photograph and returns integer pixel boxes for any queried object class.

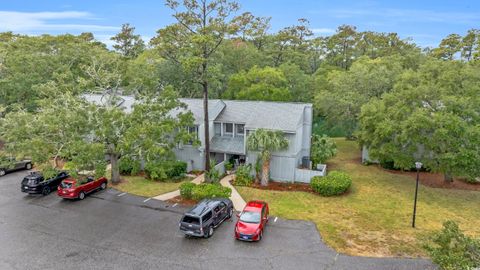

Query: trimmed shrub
[191,183,231,201]
[145,160,187,181]
[235,164,254,186]
[179,182,196,199]
[311,171,352,196]
[163,160,187,179]
[425,220,480,270]
[119,157,141,175]
[144,161,167,181]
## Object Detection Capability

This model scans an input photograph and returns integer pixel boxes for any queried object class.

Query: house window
[214,122,221,136]
[235,124,244,136]
[186,126,198,145]
[224,123,233,137]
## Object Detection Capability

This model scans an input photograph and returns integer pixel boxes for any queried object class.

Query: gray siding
[270,155,296,181]
[174,146,204,171]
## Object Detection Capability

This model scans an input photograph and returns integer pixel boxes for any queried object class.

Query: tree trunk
[53,156,59,169]
[444,173,453,183]
[203,80,210,172]
[110,153,120,184]
[261,157,270,186]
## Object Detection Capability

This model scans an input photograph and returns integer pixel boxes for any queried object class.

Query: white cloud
[0,11,118,32]
[326,8,480,24]
[311,28,335,34]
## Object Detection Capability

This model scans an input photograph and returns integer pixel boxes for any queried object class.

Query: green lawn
[111,175,193,198]
[236,138,480,257]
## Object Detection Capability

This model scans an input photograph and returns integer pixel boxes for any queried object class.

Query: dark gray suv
[179,198,234,238]
[0,157,32,176]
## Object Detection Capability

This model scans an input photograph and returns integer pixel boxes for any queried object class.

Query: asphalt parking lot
[0,170,435,270]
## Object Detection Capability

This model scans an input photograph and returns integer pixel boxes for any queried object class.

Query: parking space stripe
[172,203,178,207]
[117,192,127,197]
[143,198,152,203]
[274,217,278,222]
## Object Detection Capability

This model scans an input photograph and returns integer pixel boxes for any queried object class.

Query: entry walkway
[220,174,246,211]
[153,174,204,201]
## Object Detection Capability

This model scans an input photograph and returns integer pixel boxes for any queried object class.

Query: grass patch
[112,175,193,198]
[236,138,480,257]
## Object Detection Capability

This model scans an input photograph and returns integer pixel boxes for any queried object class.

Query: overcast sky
[1,0,479,48]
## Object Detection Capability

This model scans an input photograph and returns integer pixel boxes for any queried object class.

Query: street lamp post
[412,162,422,228]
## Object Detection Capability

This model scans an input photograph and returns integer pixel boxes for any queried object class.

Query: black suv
[179,198,234,238]
[21,171,69,195]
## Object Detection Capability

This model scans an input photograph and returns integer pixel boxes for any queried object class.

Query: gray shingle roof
[82,94,311,133]
[180,99,311,133]
[82,94,136,113]
[210,136,245,154]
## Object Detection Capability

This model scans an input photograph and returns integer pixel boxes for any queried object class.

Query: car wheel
[100,182,107,190]
[228,207,234,219]
[78,191,85,200]
[0,169,5,176]
[206,226,214,238]
[42,186,50,196]
[25,163,32,170]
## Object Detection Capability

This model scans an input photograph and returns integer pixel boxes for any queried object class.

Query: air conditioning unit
[302,156,310,169]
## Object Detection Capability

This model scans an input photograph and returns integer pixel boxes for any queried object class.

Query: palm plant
[247,129,289,186]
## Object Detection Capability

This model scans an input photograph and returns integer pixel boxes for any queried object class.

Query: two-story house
[83,94,315,182]
[174,99,313,182]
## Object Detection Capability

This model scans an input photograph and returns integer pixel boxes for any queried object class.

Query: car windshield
[60,182,73,189]
[240,211,261,224]
[26,178,39,185]
[182,215,200,225]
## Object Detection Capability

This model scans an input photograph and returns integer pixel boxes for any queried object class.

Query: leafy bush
[463,177,480,184]
[380,159,396,170]
[119,157,141,175]
[235,164,254,186]
[310,134,337,166]
[425,220,480,270]
[311,171,352,196]
[205,159,221,183]
[225,161,233,171]
[191,183,231,201]
[163,160,187,179]
[179,182,196,199]
[145,160,187,181]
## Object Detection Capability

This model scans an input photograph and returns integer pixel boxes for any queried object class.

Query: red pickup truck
[57,176,107,200]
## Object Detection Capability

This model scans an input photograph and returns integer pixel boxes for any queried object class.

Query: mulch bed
[348,155,480,191]
[166,196,198,207]
[386,169,480,191]
[243,180,315,193]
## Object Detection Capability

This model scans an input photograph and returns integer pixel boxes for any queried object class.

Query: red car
[234,200,269,241]
[57,176,107,200]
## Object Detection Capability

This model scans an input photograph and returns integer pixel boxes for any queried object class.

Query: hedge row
[180,182,232,201]
[119,157,187,181]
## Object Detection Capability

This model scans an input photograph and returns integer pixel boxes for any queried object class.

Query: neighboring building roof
[180,98,311,133]
[82,94,136,113]
[210,136,244,155]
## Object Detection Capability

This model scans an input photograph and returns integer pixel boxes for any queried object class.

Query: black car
[21,171,69,195]
[0,157,32,176]
[179,198,234,238]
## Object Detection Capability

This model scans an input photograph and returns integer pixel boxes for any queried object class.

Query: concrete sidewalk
[220,174,246,211]
[153,173,204,201]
